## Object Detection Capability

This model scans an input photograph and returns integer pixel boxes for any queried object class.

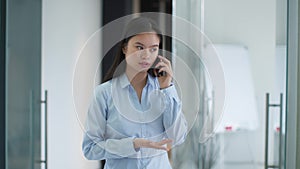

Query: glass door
[6,0,43,169]
[171,0,287,169]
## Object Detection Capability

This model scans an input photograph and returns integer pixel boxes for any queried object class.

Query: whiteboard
[204,44,259,133]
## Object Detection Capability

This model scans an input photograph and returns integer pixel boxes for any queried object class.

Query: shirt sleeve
[82,85,138,160]
[160,85,188,146]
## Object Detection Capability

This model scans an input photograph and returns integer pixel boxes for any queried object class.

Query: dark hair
[102,17,163,83]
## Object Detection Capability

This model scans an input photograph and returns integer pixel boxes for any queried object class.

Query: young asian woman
[82,16,187,169]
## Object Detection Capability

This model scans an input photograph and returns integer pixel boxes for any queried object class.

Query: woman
[82,17,187,169]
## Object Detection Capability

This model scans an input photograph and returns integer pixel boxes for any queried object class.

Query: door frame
[0,0,6,168]
[286,0,300,168]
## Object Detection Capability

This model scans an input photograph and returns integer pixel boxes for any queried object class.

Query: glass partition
[6,0,42,169]
[172,0,287,168]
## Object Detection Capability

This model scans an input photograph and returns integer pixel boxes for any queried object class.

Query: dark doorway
[101,0,172,81]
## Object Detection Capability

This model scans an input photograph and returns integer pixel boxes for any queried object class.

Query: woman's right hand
[133,138,172,151]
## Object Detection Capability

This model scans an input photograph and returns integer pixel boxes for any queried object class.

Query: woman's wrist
[133,138,141,151]
[133,138,141,149]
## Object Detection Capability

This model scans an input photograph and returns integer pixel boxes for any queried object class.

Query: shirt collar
[119,73,156,89]
[119,73,130,88]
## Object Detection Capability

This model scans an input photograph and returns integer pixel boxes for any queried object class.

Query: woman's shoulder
[94,80,112,96]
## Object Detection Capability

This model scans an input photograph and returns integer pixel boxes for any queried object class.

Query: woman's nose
[140,49,151,59]
[141,49,157,59]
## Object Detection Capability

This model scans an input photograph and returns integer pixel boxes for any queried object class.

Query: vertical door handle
[264,93,283,169]
[278,93,283,169]
[29,90,34,169]
[40,90,48,169]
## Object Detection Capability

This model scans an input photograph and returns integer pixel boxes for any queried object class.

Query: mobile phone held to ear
[152,56,166,77]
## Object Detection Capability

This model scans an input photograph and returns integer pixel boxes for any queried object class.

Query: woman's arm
[161,85,188,146]
[82,86,138,160]
[82,132,137,160]
[155,55,188,146]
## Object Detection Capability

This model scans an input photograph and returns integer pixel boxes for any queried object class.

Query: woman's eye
[150,48,158,53]
[136,46,143,50]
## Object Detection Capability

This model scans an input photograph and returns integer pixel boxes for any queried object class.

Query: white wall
[42,0,101,169]
[205,0,277,95]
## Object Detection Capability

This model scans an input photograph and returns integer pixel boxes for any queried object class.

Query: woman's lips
[139,62,150,68]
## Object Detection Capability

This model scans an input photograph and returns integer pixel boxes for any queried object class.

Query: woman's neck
[126,68,148,90]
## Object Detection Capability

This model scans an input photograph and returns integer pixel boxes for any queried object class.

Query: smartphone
[149,55,166,77]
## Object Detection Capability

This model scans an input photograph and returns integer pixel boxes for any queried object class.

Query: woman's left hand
[155,55,173,89]
[133,138,172,151]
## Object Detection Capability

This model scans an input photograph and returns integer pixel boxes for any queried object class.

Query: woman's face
[123,32,160,73]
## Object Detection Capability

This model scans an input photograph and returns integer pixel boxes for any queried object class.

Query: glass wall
[6,0,42,169]
[172,0,287,168]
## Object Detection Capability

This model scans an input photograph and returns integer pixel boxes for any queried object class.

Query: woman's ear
[122,46,127,55]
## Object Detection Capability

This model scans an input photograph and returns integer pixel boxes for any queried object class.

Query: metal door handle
[40,90,48,169]
[264,93,283,169]
[29,90,34,169]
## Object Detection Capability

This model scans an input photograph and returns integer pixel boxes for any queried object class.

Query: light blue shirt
[82,73,187,169]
